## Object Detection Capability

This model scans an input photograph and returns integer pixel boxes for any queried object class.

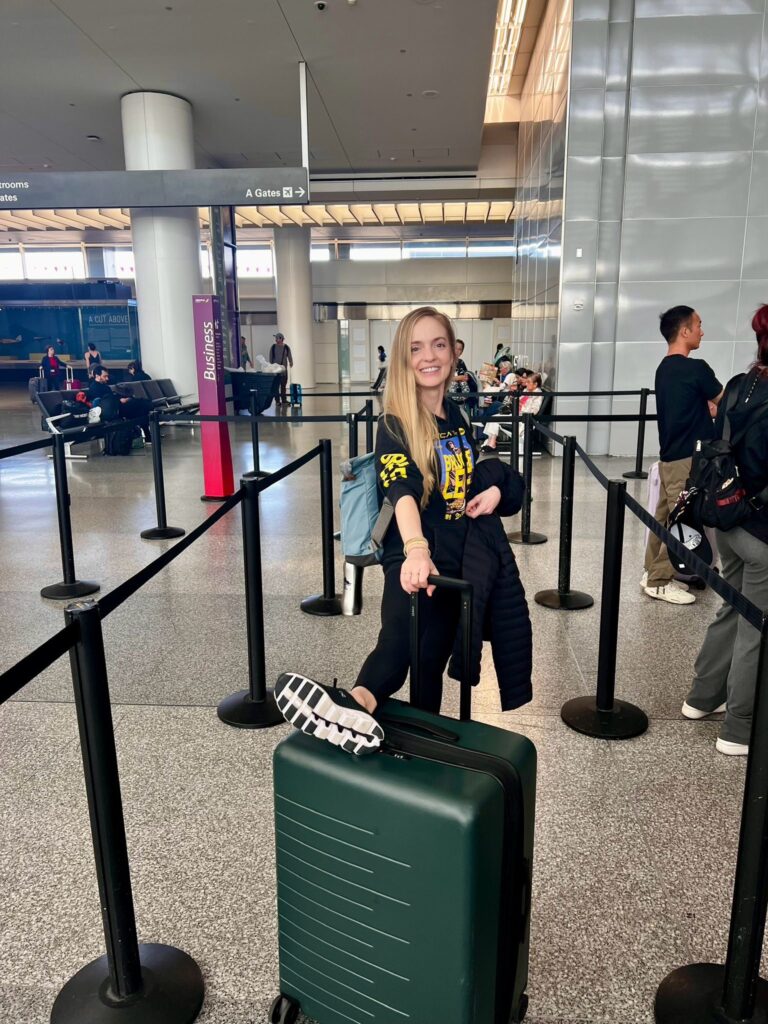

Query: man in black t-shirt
[642,306,723,604]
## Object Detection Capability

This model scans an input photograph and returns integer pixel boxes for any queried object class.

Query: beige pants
[643,456,691,586]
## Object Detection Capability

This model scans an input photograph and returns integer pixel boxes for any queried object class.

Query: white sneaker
[681,701,726,720]
[643,583,696,605]
[716,738,749,756]
[640,571,689,592]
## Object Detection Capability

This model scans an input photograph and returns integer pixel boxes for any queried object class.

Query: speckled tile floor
[0,383,758,1024]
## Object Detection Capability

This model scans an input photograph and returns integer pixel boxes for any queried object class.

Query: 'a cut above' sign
[0,168,310,210]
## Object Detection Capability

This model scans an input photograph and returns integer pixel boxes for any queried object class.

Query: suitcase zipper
[380,725,528,1024]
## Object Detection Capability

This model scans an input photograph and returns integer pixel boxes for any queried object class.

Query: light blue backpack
[339,453,394,567]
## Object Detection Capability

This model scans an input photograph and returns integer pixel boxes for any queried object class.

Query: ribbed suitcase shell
[272,701,536,1024]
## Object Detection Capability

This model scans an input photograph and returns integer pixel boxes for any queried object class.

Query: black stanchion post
[535,435,594,610]
[248,391,267,478]
[347,412,358,458]
[141,410,185,541]
[364,399,374,454]
[509,391,520,468]
[508,413,547,545]
[561,479,648,739]
[41,432,100,600]
[623,388,650,480]
[655,620,768,1024]
[51,601,204,1024]
[218,476,284,728]
[302,439,343,616]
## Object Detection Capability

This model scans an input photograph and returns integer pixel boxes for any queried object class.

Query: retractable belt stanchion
[535,435,594,610]
[218,474,284,728]
[364,399,374,454]
[301,438,343,616]
[141,410,185,541]
[52,601,204,1024]
[249,391,269,478]
[508,412,547,545]
[509,392,520,468]
[347,412,359,458]
[561,479,648,739]
[623,387,650,480]
[655,620,768,1024]
[41,432,100,600]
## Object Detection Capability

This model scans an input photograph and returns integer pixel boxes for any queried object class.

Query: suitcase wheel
[268,993,299,1024]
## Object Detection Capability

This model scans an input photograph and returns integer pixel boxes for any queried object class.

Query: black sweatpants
[355,562,461,713]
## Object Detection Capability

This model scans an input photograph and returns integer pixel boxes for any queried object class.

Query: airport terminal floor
[0,383,755,1024]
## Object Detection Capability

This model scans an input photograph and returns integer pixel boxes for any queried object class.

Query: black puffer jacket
[718,371,768,544]
[447,457,533,711]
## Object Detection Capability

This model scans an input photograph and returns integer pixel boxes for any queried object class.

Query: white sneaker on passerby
[681,701,726,720]
[643,583,696,605]
[640,571,689,592]
[716,738,749,756]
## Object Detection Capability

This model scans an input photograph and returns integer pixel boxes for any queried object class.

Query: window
[310,246,331,262]
[103,248,135,278]
[237,248,273,277]
[467,241,516,258]
[0,249,24,280]
[349,245,401,262]
[24,249,86,280]
[403,242,467,259]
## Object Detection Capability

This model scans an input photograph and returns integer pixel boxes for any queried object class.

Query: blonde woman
[275,306,528,754]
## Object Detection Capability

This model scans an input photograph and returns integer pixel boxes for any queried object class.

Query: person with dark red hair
[683,304,768,756]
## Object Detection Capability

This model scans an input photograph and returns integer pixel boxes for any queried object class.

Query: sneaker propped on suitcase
[274,672,384,755]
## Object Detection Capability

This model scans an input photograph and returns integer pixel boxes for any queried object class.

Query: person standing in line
[269,331,293,404]
[240,335,253,371]
[682,305,768,756]
[85,342,102,377]
[272,306,528,754]
[642,306,723,605]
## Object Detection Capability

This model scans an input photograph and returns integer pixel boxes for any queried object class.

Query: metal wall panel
[616,280,742,342]
[635,0,765,16]
[628,85,759,153]
[623,151,752,219]
[619,217,746,281]
[631,15,763,87]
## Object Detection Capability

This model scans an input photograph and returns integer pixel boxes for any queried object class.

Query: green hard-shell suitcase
[270,577,536,1024]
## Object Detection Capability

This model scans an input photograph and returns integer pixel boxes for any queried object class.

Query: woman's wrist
[403,536,430,557]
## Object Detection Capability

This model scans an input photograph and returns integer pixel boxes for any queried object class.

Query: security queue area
[0,379,756,1024]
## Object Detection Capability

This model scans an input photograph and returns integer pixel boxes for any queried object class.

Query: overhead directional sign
[0,168,310,211]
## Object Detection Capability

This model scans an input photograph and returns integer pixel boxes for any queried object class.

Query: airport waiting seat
[34,390,100,460]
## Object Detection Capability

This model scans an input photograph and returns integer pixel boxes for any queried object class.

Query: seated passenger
[126,360,151,382]
[89,365,152,442]
[481,373,543,454]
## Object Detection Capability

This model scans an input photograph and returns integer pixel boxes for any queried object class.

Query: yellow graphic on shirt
[437,429,474,520]
[380,452,409,489]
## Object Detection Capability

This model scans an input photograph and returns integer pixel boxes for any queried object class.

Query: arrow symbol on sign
[296,187,306,197]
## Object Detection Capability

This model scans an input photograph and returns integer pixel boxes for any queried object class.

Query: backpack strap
[726,371,768,447]
[371,497,394,551]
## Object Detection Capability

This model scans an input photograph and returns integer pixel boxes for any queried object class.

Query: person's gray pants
[686,526,768,745]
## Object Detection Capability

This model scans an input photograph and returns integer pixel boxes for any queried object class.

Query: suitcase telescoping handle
[410,575,473,722]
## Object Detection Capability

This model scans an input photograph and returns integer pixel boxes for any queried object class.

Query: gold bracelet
[403,537,430,557]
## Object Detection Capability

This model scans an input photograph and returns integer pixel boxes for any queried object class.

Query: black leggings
[355,563,461,713]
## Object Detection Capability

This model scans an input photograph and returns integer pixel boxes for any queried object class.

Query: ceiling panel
[0,0,500,176]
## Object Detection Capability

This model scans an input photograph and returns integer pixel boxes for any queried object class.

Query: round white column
[121,92,203,398]
[273,226,315,389]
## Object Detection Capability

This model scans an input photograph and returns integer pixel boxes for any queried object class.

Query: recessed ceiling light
[234,97,241,102]
[400,49,406,53]
[389,156,397,161]
[43,163,51,168]
[422,89,439,98]
[86,134,102,142]
[69,103,76,107]
[406,92,413,97]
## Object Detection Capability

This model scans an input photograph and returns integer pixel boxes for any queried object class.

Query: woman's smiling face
[409,315,454,393]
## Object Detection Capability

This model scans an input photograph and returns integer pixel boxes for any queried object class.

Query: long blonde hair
[382,306,457,507]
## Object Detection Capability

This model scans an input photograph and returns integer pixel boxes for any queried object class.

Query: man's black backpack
[674,371,768,532]
[104,421,134,456]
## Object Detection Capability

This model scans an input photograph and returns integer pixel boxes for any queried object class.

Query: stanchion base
[51,942,204,1024]
[200,495,228,503]
[140,526,186,540]
[301,593,344,617]
[508,531,548,545]
[217,689,284,729]
[535,589,594,610]
[561,695,649,739]
[623,470,649,480]
[41,580,100,601]
[655,963,768,1023]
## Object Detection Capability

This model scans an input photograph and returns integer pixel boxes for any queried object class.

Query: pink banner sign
[193,294,234,499]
